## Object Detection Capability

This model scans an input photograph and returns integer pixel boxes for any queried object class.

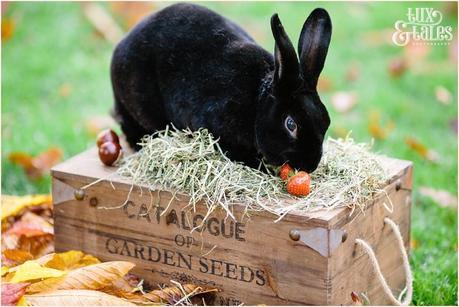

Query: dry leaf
[25,289,135,306]
[27,261,135,293]
[85,115,117,136]
[404,137,440,162]
[345,62,360,82]
[317,76,333,92]
[331,91,358,113]
[143,283,219,304]
[81,3,123,44]
[58,83,72,98]
[350,291,362,305]
[388,57,407,78]
[410,239,419,250]
[44,250,100,271]
[368,112,395,140]
[110,2,154,30]
[1,18,14,41]
[6,212,53,237]
[1,283,30,306]
[9,147,62,180]
[419,187,457,210]
[435,86,452,105]
[3,250,33,265]
[1,194,52,220]
[2,266,10,277]
[7,261,65,283]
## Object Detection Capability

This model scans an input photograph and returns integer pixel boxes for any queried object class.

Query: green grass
[2,2,457,305]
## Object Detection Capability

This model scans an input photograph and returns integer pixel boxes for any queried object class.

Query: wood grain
[52,148,412,305]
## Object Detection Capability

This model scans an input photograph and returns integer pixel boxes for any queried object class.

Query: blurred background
[1,2,457,305]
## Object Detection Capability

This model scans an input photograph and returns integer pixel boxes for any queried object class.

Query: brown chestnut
[96,129,120,148]
[98,141,122,166]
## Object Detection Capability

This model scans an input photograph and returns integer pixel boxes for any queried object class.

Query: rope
[355,217,413,306]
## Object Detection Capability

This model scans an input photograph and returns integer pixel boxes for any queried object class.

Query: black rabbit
[111,3,332,172]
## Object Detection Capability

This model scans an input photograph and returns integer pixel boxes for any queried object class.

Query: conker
[98,141,122,166]
[96,129,120,148]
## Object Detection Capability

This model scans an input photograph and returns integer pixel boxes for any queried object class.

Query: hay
[116,126,387,222]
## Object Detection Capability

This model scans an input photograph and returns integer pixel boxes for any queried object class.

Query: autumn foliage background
[1,1,458,305]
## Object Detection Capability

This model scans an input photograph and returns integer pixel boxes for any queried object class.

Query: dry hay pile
[116,127,387,222]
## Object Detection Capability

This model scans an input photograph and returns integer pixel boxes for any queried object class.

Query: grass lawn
[2,2,457,305]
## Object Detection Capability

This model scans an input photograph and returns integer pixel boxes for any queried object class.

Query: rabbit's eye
[285,116,298,138]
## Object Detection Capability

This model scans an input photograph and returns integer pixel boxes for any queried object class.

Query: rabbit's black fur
[111,3,332,172]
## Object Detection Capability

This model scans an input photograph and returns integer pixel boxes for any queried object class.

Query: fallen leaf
[388,57,407,78]
[435,86,452,105]
[58,83,72,98]
[3,250,33,265]
[2,266,10,277]
[345,62,360,82]
[6,212,53,237]
[25,289,135,306]
[410,239,419,250]
[143,283,219,304]
[81,3,123,44]
[368,111,395,140]
[1,18,14,41]
[110,2,154,30]
[9,147,62,180]
[419,187,457,210]
[1,194,52,220]
[27,261,135,293]
[317,76,333,92]
[331,91,358,113]
[7,261,65,283]
[404,137,440,162]
[44,250,100,271]
[85,115,117,136]
[350,291,362,305]
[1,283,30,306]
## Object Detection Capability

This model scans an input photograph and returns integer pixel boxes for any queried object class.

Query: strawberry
[286,171,311,197]
[279,163,294,181]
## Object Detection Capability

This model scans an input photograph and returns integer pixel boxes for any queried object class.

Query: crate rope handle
[355,217,413,306]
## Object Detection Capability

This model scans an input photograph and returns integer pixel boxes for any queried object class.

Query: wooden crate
[52,147,412,305]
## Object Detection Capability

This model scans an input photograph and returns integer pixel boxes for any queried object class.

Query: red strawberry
[279,163,293,181]
[286,171,311,197]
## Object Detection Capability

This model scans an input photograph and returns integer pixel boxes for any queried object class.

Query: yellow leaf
[25,289,135,306]
[2,266,9,276]
[16,296,27,306]
[9,261,65,283]
[1,194,52,220]
[44,250,100,271]
[27,261,135,293]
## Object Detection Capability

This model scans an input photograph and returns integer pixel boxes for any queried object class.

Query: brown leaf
[1,18,14,41]
[388,57,407,78]
[368,111,395,140]
[6,212,53,237]
[1,283,30,306]
[1,194,52,221]
[3,250,33,265]
[345,62,360,82]
[9,147,62,180]
[331,91,358,113]
[404,137,440,162]
[419,187,457,210]
[317,76,333,92]
[85,115,117,136]
[81,3,123,44]
[143,283,219,304]
[27,261,135,293]
[110,2,155,30]
[25,289,135,306]
[435,86,452,105]
[58,83,72,98]
[350,291,362,305]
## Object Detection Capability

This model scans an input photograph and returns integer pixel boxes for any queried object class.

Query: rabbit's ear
[298,8,332,90]
[271,14,300,91]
